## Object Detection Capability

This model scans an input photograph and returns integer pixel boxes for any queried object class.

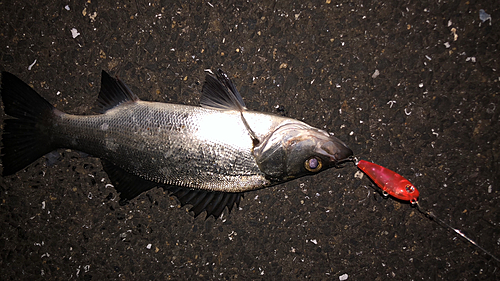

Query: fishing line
[415,201,500,263]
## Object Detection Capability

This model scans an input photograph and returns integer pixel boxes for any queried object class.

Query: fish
[0,69,353,218]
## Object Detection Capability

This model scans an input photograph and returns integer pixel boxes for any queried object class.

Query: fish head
[254,122,353,181]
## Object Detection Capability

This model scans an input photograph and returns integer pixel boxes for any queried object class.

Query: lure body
[357,160,419,203]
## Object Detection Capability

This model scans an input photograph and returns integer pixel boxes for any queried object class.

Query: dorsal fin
[200,69,246,111]
[95,71,139,113]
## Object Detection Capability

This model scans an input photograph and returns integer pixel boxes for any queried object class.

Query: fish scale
[53,102,272,192]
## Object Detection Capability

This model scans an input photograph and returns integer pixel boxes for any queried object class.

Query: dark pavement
[1,0,499,280]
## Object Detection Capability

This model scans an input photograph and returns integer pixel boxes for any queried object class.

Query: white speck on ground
[479,9,491,25]
[28,59,37,70]
[71,28,80,38]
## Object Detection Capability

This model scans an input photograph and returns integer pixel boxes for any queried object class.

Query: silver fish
[0,69,352,218]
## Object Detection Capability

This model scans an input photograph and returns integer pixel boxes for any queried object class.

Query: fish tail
[1,72,59,176]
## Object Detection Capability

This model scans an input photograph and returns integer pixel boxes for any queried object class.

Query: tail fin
[1,72,57,176]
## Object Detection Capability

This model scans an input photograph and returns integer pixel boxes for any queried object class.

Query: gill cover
[253,122,353,181]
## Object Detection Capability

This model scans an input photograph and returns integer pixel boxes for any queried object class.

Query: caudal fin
[1,72,57,176]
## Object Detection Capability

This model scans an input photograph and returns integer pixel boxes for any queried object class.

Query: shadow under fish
[0,69,353,219]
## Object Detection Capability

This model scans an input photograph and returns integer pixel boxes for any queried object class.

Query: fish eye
[305,157,322,172]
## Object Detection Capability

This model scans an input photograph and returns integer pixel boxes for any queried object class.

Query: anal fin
[101,160,158,204]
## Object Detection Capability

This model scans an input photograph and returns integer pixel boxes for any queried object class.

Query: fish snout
[319,137,353,163]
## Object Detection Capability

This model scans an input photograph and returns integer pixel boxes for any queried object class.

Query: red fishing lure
[356,159,419,203]
[354,158,500,262]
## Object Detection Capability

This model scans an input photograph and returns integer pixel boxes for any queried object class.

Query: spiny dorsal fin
[200,69,246,111]
[95,71,139,113]
[201,69,260,145]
